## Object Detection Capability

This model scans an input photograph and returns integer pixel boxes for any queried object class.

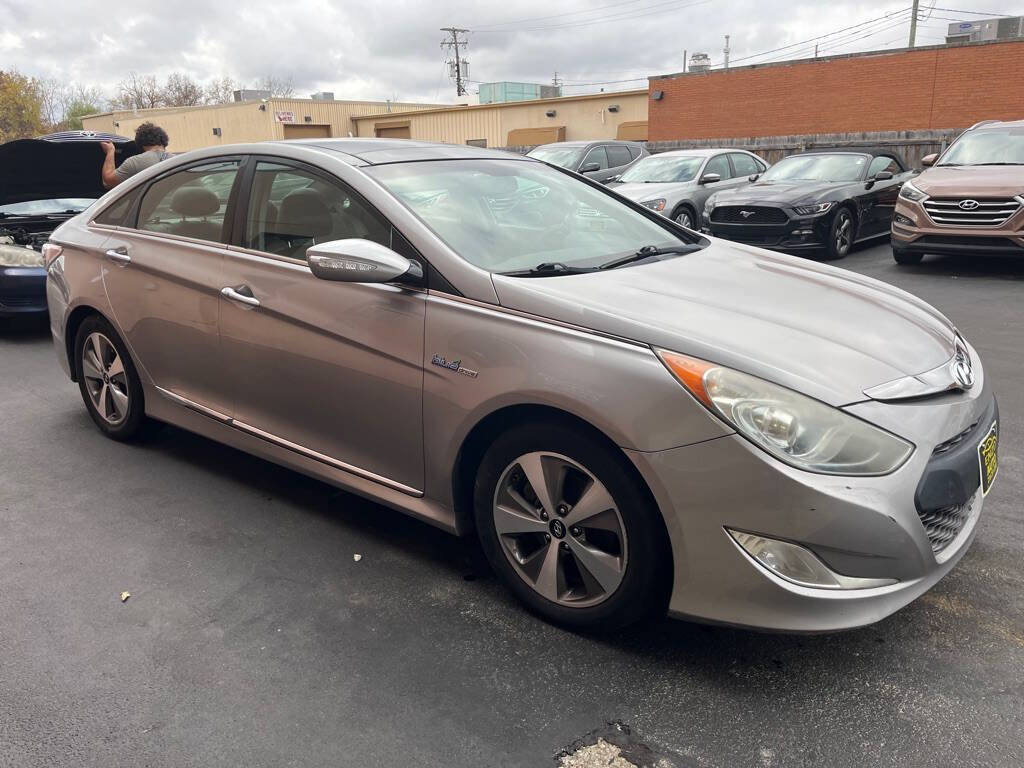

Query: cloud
[2,0,1019,103]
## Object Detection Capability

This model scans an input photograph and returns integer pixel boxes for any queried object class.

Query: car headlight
[640,198,666,212]
[703,195,717,215]
[899,181,927,202]
[0,243,45,267]
[657,350,914,475]
[793,201,834,216]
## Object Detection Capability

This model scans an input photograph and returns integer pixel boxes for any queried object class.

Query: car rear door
[605,144,634,181]
[218,157,426,494]
[99,158,242,417]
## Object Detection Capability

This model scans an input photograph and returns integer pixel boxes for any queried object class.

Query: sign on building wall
[274,110,296,123]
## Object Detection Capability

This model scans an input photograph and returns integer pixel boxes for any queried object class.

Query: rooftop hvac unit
[689,52,711,73]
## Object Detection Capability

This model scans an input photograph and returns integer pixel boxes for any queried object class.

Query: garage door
[282,124,332,139]
[375,121,411,139]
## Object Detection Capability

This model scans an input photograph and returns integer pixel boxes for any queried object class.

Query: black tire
[670,204,696,230]
[892,245,924,265]
[73,315,148,441]
[473,422,670,631]
[824,206,855,260]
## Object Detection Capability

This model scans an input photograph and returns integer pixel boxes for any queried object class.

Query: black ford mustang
[703,148,916,260]
[0,131,137,319]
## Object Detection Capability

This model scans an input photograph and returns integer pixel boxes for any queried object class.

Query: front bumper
[892,198,1024,257]
[628,381,996,633]
[705,208,834,252]
[0,265,47,316]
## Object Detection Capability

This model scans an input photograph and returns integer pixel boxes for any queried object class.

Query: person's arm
[100,142,121,188]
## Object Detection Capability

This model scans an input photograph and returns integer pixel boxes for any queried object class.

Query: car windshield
[759,154,868,182]
[368,159,691,274]
[619,155,703,183]
[938,128,1024,166]
[527,146,584,169]
[0,198,94,215]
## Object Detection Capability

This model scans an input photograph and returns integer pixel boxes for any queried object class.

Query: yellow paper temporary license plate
[978,422,999,496]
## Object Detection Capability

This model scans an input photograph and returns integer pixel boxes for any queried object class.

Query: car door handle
[104,248,131,265]
[221,286,260,308]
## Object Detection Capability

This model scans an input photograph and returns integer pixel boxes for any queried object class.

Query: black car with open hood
[702,148,917,260]
[0,132,137,318]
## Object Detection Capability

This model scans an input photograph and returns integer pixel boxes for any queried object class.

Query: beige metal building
[81,98,448,153]
[351,89,648,147]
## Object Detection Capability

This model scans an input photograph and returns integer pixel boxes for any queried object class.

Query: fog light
[894,213,914,226]
[727,529,896,590]
[791,228,813,236]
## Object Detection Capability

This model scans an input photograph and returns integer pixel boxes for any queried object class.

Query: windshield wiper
[500,262,597,277]
[599,243,702,270]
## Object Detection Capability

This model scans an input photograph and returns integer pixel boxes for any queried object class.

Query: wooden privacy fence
[506,129,964,169]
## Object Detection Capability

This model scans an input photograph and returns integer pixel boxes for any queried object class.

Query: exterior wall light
[651,90,664,100]
[608,104,620,112]
[546,109,557,117]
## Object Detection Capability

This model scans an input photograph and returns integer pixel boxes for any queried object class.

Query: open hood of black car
[0,138,140,207]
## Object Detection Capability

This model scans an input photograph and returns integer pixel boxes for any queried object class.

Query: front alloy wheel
[827,208,854,260]
[81,332,130,425]
[673,208,694,228]
[473,423,670,631]
[493,452,627,608]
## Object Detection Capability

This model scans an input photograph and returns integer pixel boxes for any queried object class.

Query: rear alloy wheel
[672,206,695,229]
[825,207,854,260]
[74,316,148,440]
[474,423,669,631]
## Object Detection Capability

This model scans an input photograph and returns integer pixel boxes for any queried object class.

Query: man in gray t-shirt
[100,121,171,188]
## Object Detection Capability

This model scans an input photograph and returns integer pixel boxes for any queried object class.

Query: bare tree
[112,72,164,110]
[257,75,295,98]
[163,72,205,107]
[204,76,238,105]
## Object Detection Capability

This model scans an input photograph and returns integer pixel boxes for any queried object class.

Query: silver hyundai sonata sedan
[43,139,998,632]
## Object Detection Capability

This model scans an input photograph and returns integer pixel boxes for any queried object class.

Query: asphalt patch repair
[556,722,693,767]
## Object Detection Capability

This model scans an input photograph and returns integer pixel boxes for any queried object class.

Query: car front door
[863,155,907,235]
[579,146,612,182]
[218,158,426,493]
[99,158,242,416]
[691,153,734,211]
[605,144,633,181]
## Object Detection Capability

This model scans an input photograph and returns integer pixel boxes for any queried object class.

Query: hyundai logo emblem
[958,199,980,210]
[951,334,975,389]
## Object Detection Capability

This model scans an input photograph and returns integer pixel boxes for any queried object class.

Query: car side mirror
[873,170,894,181]
[921,153,938,167]
[608,174,622,182]
[699,172,721,185]
[579,162,600,173]
[307,239,422,283]
[748,173,760,182]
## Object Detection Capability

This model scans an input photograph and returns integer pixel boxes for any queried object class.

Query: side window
[729,153,762,178]
[606,145,632,168]
[704,154,731,179]
[245,161,390,261]
[581,146,609,171]
[628,145,642,160]
[137,160,241,243]
[94,185,144,226]
[869,155,901,176]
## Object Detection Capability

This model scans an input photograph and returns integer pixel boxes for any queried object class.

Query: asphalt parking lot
[1,242,1021,768]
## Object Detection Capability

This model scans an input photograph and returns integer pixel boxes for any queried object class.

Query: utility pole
[552,71,562,92]
[908,0,920,47]
[440,27,470,97]
[814,43,819,58]
[683,49,687,73]
[724,35,730,69]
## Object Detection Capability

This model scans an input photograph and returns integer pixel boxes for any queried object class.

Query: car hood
[711,180,852,207]
[0,139,138,207]
[613,181,693,202]
[913,165,1024,196]
[491,241,956,407]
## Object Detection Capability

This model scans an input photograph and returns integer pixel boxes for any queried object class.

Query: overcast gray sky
[1,0,1019,103]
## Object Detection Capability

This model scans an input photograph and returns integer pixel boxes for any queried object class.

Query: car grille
[711,206,788,224]
[922,197,1022,227]
[0,296,43,308]
[918,495,975,554]
[932,421,979,455]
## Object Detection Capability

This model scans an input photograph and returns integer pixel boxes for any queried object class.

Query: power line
[929,6,1012,16]
[472,0,654,29]
[475,0,715,34]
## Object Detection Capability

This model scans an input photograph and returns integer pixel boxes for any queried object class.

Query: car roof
[532,140,643,149]
[652,148,748,157]
[276,138,531,166]
[972,118,1024,130]
[795,147,896,157]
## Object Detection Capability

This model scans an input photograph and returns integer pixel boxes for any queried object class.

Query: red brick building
[648,39,1024,141]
